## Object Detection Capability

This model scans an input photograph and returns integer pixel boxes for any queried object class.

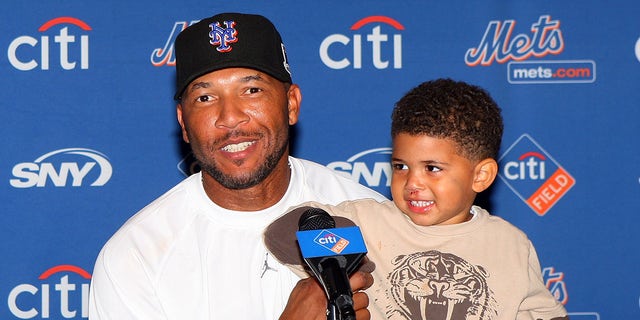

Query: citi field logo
[150,20,198,66]
[7,265,91,319]
[314,230,350,254]
[177,152,200,177]
[327,147,392,195]
[498,134,575,216]
[10,148,112,188]
[8,17,91,71]
[320,16,404,70]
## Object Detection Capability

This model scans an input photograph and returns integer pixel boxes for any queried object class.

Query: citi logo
[8,17,91,71]
[327,147,392,194]
[320,16,404,70]
[498,134,575,216]
[465,15,564,66]
[7,265,91,319]
[317,233,338,245]
[503,151,547,180]
[150,20,198,66]
[10,148,112,188]
[314,230,349,254]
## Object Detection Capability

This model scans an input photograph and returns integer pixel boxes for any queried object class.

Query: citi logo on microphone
[296,226,367,258]
[314,231,350,254]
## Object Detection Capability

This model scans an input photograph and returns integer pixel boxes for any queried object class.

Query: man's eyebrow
[189,81,211,92]
[187,74,264,93]
[240,74,264,82]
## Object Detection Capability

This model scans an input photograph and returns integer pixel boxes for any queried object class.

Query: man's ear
[472,158,498,193]
[286,84,302,125]
[176,104,189,143]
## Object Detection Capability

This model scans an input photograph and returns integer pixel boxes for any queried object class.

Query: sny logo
[498,134,575,215]
[10,148,112,188]
[327,147,392,197]
[209,20,238,52]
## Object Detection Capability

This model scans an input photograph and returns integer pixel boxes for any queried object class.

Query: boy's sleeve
[516,242,569,320]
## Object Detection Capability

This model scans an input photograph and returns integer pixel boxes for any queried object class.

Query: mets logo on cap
[209,20,238,52]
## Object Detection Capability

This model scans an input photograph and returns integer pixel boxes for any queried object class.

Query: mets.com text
[507,60,595,84]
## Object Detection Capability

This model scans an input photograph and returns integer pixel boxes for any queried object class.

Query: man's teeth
[221,141,254,152]
[410,200,434,207]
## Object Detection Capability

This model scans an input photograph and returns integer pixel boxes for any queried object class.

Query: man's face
[177,68,300,189]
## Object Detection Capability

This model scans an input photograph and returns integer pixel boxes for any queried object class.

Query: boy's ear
[472,158,498,193]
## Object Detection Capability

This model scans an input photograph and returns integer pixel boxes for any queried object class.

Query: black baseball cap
[174,12,292,100]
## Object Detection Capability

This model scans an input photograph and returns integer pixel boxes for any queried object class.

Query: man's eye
[196,95,212,102]
[426,165,441,173]
[246,87,262,94]
[392,163,408,170]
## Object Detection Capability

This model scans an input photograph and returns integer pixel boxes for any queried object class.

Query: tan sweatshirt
[265,199,568,320]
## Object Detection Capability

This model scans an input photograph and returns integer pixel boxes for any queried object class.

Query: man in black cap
[89,12,385,319]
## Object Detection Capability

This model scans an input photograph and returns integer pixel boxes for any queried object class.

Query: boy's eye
[426,165,441,172]
[392,163,408,170]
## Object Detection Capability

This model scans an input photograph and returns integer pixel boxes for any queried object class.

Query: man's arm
[89,249,167,320]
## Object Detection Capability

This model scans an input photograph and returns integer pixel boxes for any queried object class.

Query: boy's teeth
[222,141,254,152]
[410,200,434,207]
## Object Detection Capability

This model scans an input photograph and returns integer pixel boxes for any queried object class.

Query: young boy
[265,79,569,319]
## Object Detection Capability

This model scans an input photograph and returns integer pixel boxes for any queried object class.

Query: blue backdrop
[2,1,638,319]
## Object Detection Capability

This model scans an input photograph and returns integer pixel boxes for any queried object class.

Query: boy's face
[391,133,492,226]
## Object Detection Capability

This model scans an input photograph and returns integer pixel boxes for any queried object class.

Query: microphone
[296,207,367,320]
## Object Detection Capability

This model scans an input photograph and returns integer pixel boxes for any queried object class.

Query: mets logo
[498,134,575,216]
[209,20,238,52]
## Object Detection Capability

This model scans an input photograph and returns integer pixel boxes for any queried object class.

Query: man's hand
[349,271,374,320]
[279,271,374,320]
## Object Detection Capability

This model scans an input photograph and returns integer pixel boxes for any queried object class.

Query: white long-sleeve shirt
[89,157,386,320]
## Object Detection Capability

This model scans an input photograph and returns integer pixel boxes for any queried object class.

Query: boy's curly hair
[391,78,503,161]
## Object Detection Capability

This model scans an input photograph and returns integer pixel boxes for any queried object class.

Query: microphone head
[299,207,336,231]
[264,205,376,274]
